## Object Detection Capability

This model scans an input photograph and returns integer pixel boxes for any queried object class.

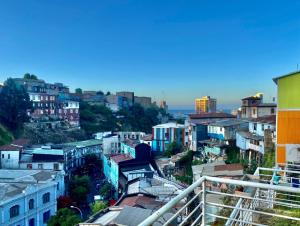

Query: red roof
[215,163,243,171]
[0,144,22,151]
[111,154,133,164]
[11,139,30,147]
[189,112,236,119]
[118,195,159,208]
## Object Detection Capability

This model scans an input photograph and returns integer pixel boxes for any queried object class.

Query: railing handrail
[137,177,205,226]
[138,175,300,226]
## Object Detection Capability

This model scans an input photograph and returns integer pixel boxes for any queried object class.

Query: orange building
[273,71,300,165]
[195,96,217,113]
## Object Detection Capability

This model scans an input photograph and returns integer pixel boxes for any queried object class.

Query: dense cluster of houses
[1,71,300,226]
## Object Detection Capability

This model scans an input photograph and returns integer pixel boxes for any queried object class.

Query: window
[29,218,35,226]
[252,108,256,115]
[262,124,264,130]
[220,128,223,132]
[271,108,275,114]
[10,205,20,218]
[1,154,4,158]
[42,192,50,203]
[27,164,32,169]
[253,123,257,131]
[43,210,51,223]
[38,164,43,169]
[29,199,34,210]
[53,163,59,171]
[8,154,10,159]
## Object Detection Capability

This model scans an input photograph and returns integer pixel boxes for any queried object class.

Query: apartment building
[240,93,276,119]
[186,112,236,151]
[13,78,80,126]
[152,122,187,152]
[195,96,217,113]
[0,169,64,226]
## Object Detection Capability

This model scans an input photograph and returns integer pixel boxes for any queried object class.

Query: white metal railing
[138,175,300,226]
[225,166,300,225]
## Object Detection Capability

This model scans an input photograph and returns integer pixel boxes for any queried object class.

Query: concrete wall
[0,151,20,169]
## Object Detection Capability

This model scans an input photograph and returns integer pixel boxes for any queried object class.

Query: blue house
[102,141,152,197]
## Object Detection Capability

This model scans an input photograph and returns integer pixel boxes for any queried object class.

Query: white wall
[257,107,276,117]
[103,136,119,155]
[249,122,275,136]
[1,151,20,169]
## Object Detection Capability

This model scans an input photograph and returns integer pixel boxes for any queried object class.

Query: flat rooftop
[153,122,185,129]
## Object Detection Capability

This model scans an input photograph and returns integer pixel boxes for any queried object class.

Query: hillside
[0,123,14,145]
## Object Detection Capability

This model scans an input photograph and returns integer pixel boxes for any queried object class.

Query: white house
[0,139,30,169]
[236,115,276,164]
[0,169,64,226]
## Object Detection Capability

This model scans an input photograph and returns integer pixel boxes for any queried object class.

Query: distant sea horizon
[168,109,233,119]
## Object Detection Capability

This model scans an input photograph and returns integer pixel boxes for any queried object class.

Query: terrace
[138,165,300,226]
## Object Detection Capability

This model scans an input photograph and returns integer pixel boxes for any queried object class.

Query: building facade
[273,71,300,164]
[186,113,236,151]
[236,115,276,164]
[152,122,186,152]
[241,93,276,119]
[195,96,217,113]
[13,78,80,126]
[0,169,64,226]
[134,96,152,108]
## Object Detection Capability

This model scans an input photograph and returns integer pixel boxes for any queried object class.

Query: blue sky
[0,0,299,109]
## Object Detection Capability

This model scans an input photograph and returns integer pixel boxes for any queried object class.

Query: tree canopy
[23,73,38,80]
[0,78,32,134]
[47,208,81,226]
[69,175,91,205]
[75,88,83,94]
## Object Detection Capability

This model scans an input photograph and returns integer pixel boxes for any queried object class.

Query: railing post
[202,180,206,226]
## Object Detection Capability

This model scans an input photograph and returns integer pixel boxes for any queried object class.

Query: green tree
[69,175,91,204]
[99,183,112,199]
[75,88,83,94]
[79,102,118,135]
[164,142,182,157]
[47,208,81,226]
[96,90,104,95]
[23,73,38,80]
[0,78,32,133]
[90,201,107,214]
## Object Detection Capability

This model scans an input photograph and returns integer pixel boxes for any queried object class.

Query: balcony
[138,166,300,226]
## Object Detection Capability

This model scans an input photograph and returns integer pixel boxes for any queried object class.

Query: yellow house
[273,71,300,164]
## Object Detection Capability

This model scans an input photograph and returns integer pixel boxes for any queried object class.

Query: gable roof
[273,70,300,84]
[111,154,133,164]
[0,144,22,151]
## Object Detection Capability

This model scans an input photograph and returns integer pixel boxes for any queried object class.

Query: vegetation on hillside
[0,78,32,135]
[0,124,14,145]
[164,141,183,157]
[80,102,169,136]
[175,150,194,185]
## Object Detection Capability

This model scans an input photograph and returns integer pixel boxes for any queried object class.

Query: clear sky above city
[0,0,299,109]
